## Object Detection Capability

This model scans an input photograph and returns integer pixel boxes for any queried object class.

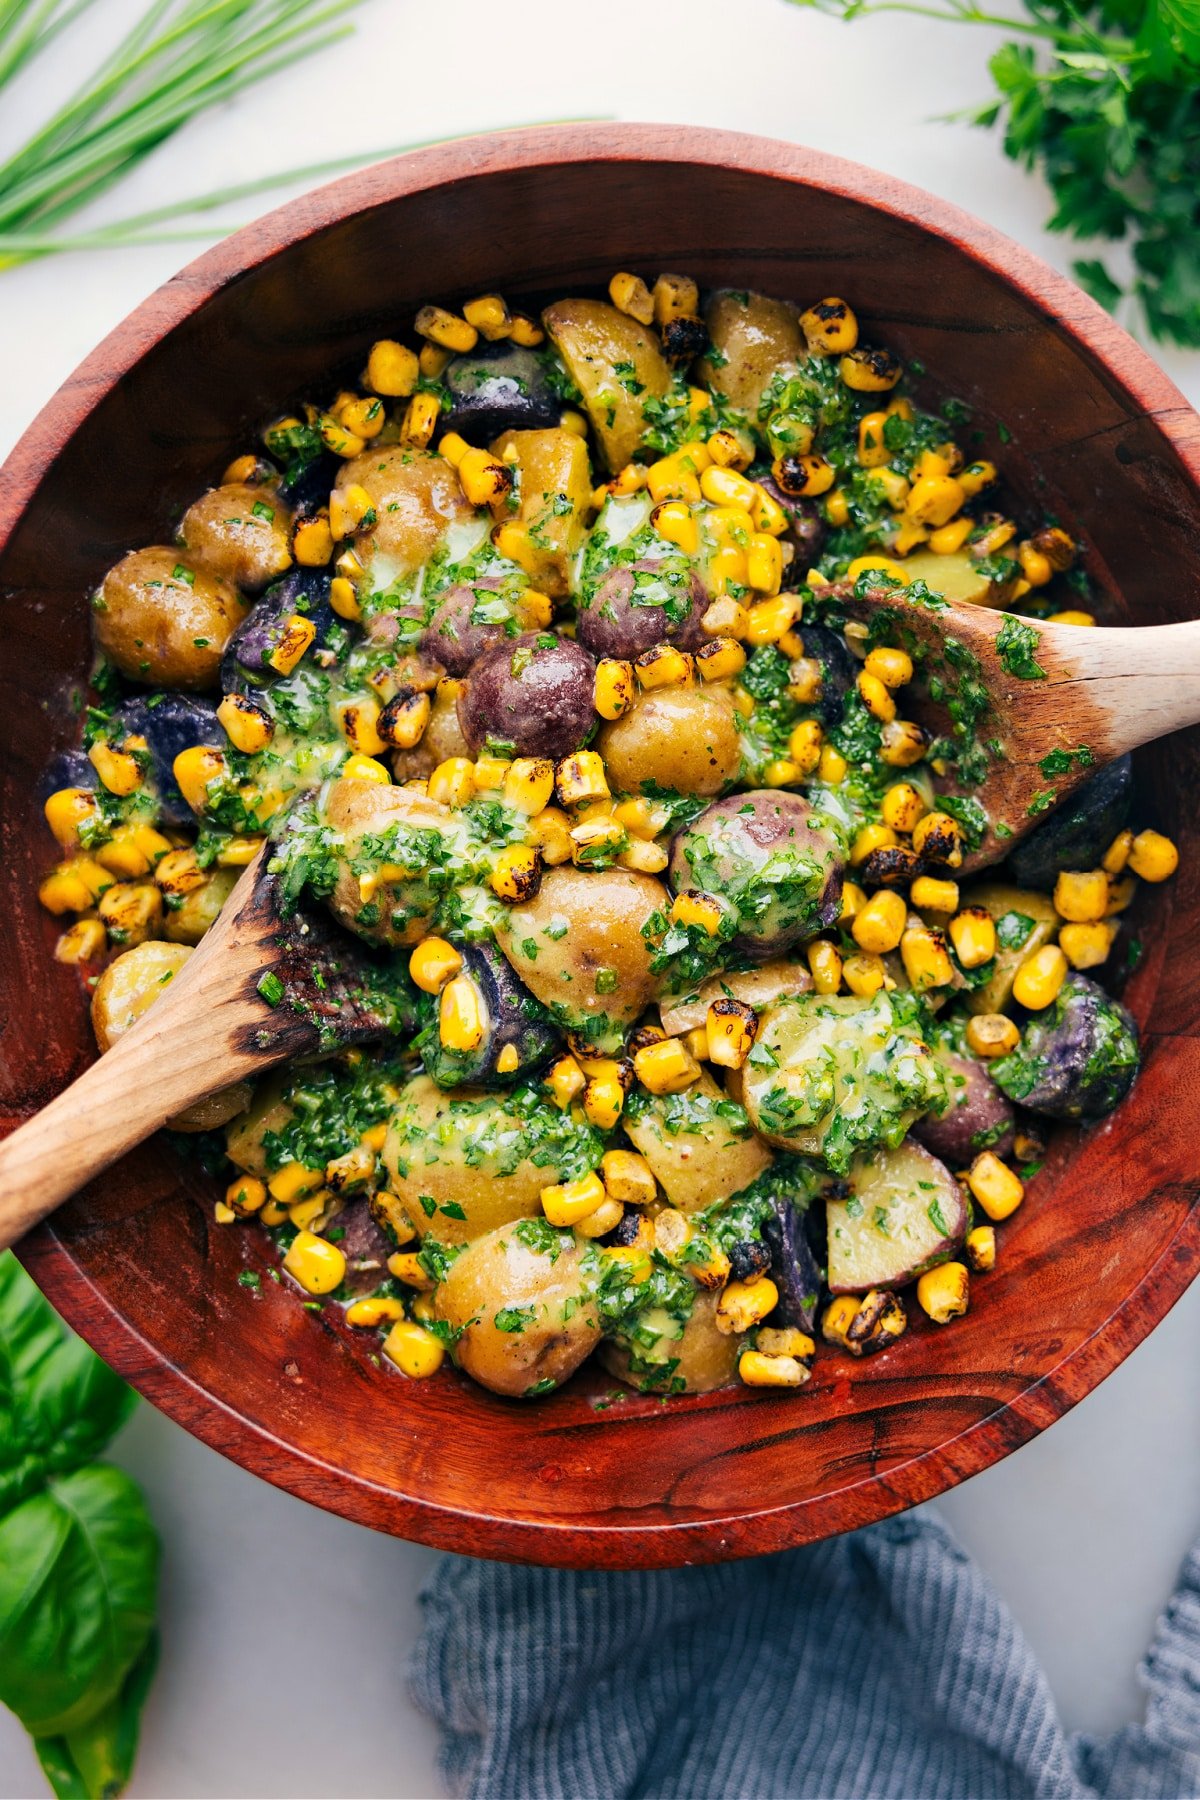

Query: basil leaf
[33,1632,159,1800]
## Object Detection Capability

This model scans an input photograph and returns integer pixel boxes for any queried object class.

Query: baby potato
[225,1075,295,1175]
[491,427,592,598]
[163,867,238,945]
[456,633,596,762]
[92,940,250,1129]
[496,865,666,1053]
[95,547,246,690]
[433,1221,601,1397]
[542,299,671,472]
[623,1070,772,1212]
[180,483,293,592]
[322,778,455,948]
[599,686,741,797]
[599,1287,741,1394]
[700,290,804,415]
[381,1075,552,1243]
[333,446,475,577]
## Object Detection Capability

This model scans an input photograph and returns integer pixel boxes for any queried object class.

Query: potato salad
[37,273,1179,1400]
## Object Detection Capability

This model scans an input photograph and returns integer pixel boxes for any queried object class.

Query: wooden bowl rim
[5,123,1200,1565]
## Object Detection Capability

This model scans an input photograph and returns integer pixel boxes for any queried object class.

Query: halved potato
[490,427,592,597]
[542,299,671,472]
[900,549,1019,608]
[700,289,803,416]
[826,1138,967,1293]
[623,1070,772,1212]
[659,958,814,1037]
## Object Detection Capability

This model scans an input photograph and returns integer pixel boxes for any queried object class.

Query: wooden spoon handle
[1042,618,1200,758]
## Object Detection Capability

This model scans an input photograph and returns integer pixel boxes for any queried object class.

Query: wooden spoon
[837,583,1200,871]
[0,851,413,1253]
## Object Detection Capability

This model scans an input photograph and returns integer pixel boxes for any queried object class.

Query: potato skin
[225,1076,294,1174]
[390,682,470,782]
[421,578,523,676]
[599,1288,740,1394]
[456,633,596,760]
[163,867,238,945]
[323,778,455,948]
[434,1223,601,1398]
[381,1075,555,1243]
[670,791,844,956]
[490,428,592,598]
[575,561,707,661]
[623,1070,772,1211]
[92,941,250,1129]
[599,686,741,797]
[334,446,475,578]
[912,1048,1015,1164]
[95,547,246,690]
[496,865,666,1052]
[180,483,293,592]
[542,300,671,472]
[700,290,803,415]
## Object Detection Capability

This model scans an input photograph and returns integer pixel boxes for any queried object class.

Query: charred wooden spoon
[0,851,417,1252]
[837,582,1200,872]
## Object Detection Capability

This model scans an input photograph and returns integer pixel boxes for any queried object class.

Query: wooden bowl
[3,125,1200,1568]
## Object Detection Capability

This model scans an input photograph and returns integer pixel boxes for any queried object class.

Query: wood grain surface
[1,124,1199,1567]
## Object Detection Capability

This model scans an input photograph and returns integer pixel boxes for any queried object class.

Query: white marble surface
[3,0,1200,1792]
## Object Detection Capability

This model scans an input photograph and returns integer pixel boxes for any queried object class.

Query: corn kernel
[840,880,868,921]
[1048,609,1096,627]
[427,757,477,808]
[904,474,965,530]
[646,453,702,505]
[509,314,543,348]
[786,718,824,774]
[652,500,699,555]
[345,1297,406,1328]
[472,754,511,793]
[965,1226,996,1273]
[651,272,700,325]
[968,1152,1025,1222]
[693,637,745,685]
[634,1037,702,1095]
[965,1012,1020,1058]
[1012,943,1068,1010]
[54,918,107,962]
[772,453,835,498]
[881,782,925,834]
[88,741,142,797]
[744,594,801,646]
[1053,868,1109,923]
[44,786,101,850]
[670,889,726,936]
[880,719,929,768]
[746,533,784,595]
[542,1171,607,1227]
[864,645,913,690]
[379,690,431,750]
[341,752,391,785]
[608,270,654,323]
[839,346,902,391]
[901,925,955,991]
[267,613,316,676]
[847,553,910,585]
[800,296,858,355]
[822,1295,860,1348]
[97,881,162,946]
[948,906,997,969]
[715,1276,779,1335]
[1129,830,1178,882]
[399,391,441,448]
[857,410,891,468]
[818,744,848,784]
[852,889,907,954]
[288,1192,333,1232]
[851,822,897,866]
[414,304,477,352]
[843,951,888,997]
[738,1350,809,1388]
[1060,919,1117,970]
[383,1320,445,1379]
[700,465,757,511]
[268,1162,324,1203]
[461,292,511,341]
[700,597,749,640]
[409,936,463,994]
[618,839,668,873]
[503,756,556,815]
[387,1251,435,1289]
[213,1202,237,1225]
[490,844,542,902]
[912,810,964,868]
[1105,876,1137,916]
[366,339,419,396]
[916,1262,970,1323]
[704,427,751,471]
[635,644,694,689]
[824,489,851,528]
[547,1054,586,1109]
[439,974,485,1051]
[217,693,274,754]
[705,997,758,1069]
[556,750,610,809]
[1100,829,1133,876]
[319,414,364,458]
[857,670,897,722]
[1018,541,1053,587]
[226,1175,267,1215]
[748,484,789,537]
[525,806,574,867]
[337,698,387,756]
[283,1229,346,1296]
[40,866,96,915]
[582,1072,626,1131]
[958,460,997,499]
[929,516,973,555]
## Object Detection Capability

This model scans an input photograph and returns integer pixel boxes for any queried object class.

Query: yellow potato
[598,686,741,797]
[700,290,803,415]
[434,1221,601,1398]
[490,427,592,597]
[322,778,455,948]
[623,1070,772,1211]
[333,446,474,578]
[95,547,246,690]
[542,299,671,472]
[599,1288,741,1394]
[180,483,293,592]
[225,1076,294,1175]
[382,1076,558,1244]
[163,868,238,945]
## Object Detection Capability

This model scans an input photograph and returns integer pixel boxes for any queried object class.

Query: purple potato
[992,973,1140,1120]
[443,342,560,442]
[763,1196,821,1332]
[109,693,221,827]
[755,470,827,568]
[335,1199,394,1296]
[670,790,845,957]
[575,559,707,661]
[793,623,855,729]
[457,632,596,760]
[220,567,340,692]
[422,940,560,1088]
[912,1049,1015,1165]
[38,748,98,808]
[278,449,340,517]
[421,578,525,677]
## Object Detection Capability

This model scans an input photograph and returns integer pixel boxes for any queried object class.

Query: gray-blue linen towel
[409,1511,1200,1800]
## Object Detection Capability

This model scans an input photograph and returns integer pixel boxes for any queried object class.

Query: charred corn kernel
[801,296,858,355]
[462,292,511,340]
[905,474,965,529]
[852,889,907,954]
[840,346,902,391]
[213,1202,237,1225]
[508,313,543,348]
[1105,875,1137,916]
[651,1209,692,1260]
[568,1195,621,1241]
[98,881,162,945]
[700,595,748,638]
[1012,943,1068,1010]
[1054,868,1109,923]
[598,1148,656,1209]
[427,757,477,808]
[916,1261,970,1323]
[843,951,888,997]
[472,754,510,793]
[39,865,95,914]
[966,1012,1020,1058]
[383,1320,444,1378]
[700,465,758,511]
[379,690,431,750]
[556,750,609,809]
[334,547,366,588]
[705,997,758,1068]
[634,1037,702,1095]
[286,1224,347,1296]
[293,511,335,566]
[1130,829,1178,882]
[857,671,897,723]
[1060,919,1117,970]
[864,645,914,691]
[325,1142,376,1193]
[1017,541,1053,587]
[880,718,929,768]
[851,822,897,865]
[744,595,801,646]
[912,810,964,868]
[696,637,746,683]
[611,462,647,497]
[670,890,726,936]
[88,740,142,797]
[541,1171,607,1228]
[547,1054,586,1110]
[746,533,784,595]
[785,719,823,775]
[857,410,891,467]
[267,1162,324,1204]
[774,452,835,498]
[1048,609,1096,627]
[154,849,206,896]
[583,1073,625,1131]
[570,815,625,861]
[706,427,753,470]
[414,304,476,352]
[652,272,700,323]
[901,925,955,990]
[824,488,851,528]
[716,1275,779,1335]
[739,1350,808,1388]
[846,1289,908,1353]
[495,1044,520,1077]
[818,743,848,784]
[608,270,654,324]
[387,1252,435,1290]
[217,693,274,754]
[503,756,556,814]
[756,1327,815,1364]
[44,786,101,849]
[341,753,391,786]
[337,396,385,440]
[55,918,107,962]
[972,518,1017,557]
[526,806,574,866]
[409,936,463,994]
[807,937,844,995]
[652,499,699,555]
[958,460,997,499]
[490,844,542,902]
[337,698,387,756]
[910,876,959,915]
[345,1296,406,1329]
[266,613,315,676]
[636,644,694,689]
[439,974,485,1050]
[965,1226,996,1273]
[319,413,364,458]
[399,391,441,447]
[968,1151,1025,1221]
[1029,524,1076,571]
[948,907,997,969]
[822,1295,861,1348]
[365,340,418,396]
[929,516,973,555]
[840,880,868,921]
[288,1192,333,1232]
[881,783,925,833]
[619,839,669,874]
[369,1195,414,1246]
[458,446,514,511]
[706,504,754,547]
